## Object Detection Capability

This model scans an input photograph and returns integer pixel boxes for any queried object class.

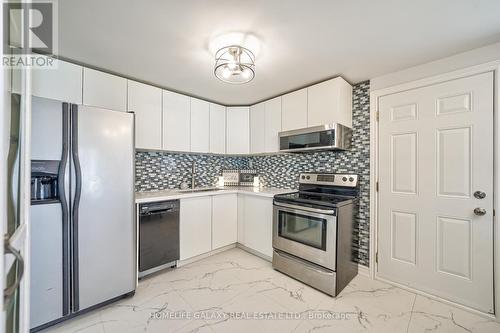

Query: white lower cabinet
[241,195,273,257]
[179,193,272,261]
[179,197,212,260]
[212,194,238,249]
[237,195,246,244]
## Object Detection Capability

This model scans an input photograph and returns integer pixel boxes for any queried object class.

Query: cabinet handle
[3,234,25,304]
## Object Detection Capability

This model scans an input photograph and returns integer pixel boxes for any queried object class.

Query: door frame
[369,60,500,320]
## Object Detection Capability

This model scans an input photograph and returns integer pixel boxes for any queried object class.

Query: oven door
[273,202,337,270]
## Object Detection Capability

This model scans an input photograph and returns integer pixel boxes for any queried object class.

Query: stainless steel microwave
[279,123,352,152]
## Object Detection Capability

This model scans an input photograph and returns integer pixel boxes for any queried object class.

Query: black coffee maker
[31,160,59,203]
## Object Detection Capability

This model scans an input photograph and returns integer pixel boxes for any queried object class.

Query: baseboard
[177,243,236,267]
[236,243,272,262]
[357,264,370,277]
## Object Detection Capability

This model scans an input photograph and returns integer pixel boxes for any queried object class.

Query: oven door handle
[273,201,335,215]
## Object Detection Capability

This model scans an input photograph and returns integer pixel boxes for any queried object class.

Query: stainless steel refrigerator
[30,96,136,330]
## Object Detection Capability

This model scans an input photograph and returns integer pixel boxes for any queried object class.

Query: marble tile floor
[42,248,500,333]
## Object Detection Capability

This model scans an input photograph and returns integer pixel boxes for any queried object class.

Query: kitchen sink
[178,187,224,193]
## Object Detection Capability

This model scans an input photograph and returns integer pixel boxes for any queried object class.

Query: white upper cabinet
[307,77,353,127]
[264,97,282,153]
[162,90,190,152]
[13,57,82,104]
[209,103,226,154]
[226,107,249,154]
[190,98,210,153]
[281,88,307,131]
[250,102,265,154]
[127,80,162,150]
[83,68,127,111]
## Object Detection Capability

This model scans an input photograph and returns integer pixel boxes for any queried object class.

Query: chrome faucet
[191,161,196,189]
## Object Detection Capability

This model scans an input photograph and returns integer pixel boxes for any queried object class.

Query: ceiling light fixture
[214,45,255,84]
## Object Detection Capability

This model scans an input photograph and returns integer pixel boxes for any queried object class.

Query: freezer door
[73,105,135,311]
[30,97,71,328]
[30,204,63,327]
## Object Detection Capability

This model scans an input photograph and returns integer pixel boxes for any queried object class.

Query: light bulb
[242,69,251,79]
[222,66,231,79]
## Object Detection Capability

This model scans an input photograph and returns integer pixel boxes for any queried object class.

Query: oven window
[278,211,327,250]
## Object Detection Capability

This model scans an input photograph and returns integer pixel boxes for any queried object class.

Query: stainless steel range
[272,173,359,296]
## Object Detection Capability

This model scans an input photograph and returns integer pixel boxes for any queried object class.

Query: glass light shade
[214,45,255,84]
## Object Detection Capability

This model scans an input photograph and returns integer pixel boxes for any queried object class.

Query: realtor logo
[3,0,58,68]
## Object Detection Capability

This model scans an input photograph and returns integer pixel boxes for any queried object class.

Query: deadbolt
[474,191,486,199]
[474,208,486,216]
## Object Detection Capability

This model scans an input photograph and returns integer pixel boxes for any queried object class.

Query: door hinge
[494,209,496,217]
[375,252,378,264]
[376,181,379,192]
[376,111,379,121]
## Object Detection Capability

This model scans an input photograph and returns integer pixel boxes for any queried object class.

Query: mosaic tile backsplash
[135,80,370,266]
[135,153,247,191]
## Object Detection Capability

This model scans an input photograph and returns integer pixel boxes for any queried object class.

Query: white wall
[371,42,500,91]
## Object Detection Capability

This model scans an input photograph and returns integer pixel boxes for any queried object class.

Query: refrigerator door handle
[71,104,82,312]
[60,103,71,316]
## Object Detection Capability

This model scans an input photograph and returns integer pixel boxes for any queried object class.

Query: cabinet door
[83,68,127,111]
[281,88,307,131]
[237,195,245,244]
[209,103,226,154]
[243,196,273,257]
[127,80,162,150]
[13,57,82,104]
[250,102,265,153]
[190,98,210,153]
[212,194,237,249]
[264,97,282,153]
[307,77,353,127]
[180,197,212,260]
[162,90,190,152]
[226,107,249,154]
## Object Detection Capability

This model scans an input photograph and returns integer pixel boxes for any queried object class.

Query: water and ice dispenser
[31,160,59,203]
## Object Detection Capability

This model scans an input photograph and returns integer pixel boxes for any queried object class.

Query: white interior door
[378,72,494,313]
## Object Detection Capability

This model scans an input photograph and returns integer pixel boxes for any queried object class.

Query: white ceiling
[58,0,500,105]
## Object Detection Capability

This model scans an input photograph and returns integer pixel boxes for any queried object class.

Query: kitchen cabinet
[162,90,191,152]
[212,194,238,249]
[190,98,210,153]
[242,195,273,257]
[209,103,226,154]
[237,195,246,244]
[226,107,250,154]
[264,97,282,153]
[180,197,212,260]
[307,77,353,128]
[83,68,127,111]
[281,88,307,131]
[250,102,266,153]
[13,57,83,104]
[127,80,162,150]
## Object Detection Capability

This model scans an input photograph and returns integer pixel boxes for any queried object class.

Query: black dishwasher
[139,200,180,278]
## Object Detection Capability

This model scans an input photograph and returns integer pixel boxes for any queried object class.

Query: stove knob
[306,175,311,180]
[349,177,354,182]
[301,175,305,179]
[342,177,347,182]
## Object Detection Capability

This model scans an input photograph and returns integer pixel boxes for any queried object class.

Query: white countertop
[135,186,296,203]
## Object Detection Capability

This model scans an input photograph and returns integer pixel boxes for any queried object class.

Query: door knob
[474,191,486,199]
[474,208,486,216]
